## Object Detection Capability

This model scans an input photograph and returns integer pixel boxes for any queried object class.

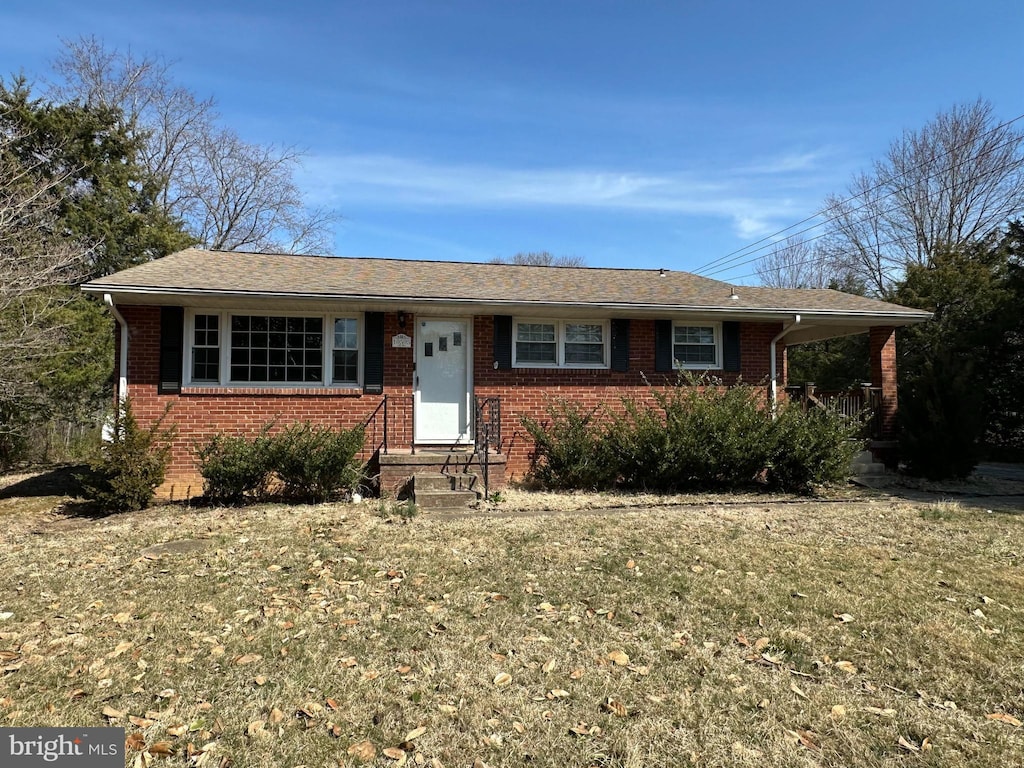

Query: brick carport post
[869,326,898,438]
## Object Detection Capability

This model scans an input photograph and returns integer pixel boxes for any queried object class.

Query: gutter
[82,285,933,323]
[769,314,805,415]
[104,294,128,403]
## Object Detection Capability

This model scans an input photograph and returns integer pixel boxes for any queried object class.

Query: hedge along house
[83,248,931,499]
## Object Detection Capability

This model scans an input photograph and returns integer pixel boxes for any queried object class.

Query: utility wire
[701,147,1023,280]
[690,110,1024,278]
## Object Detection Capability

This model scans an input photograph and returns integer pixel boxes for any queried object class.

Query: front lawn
[0,483,1021,767]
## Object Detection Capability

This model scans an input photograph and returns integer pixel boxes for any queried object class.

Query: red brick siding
[119,307,785,494]
[473,316,783,483]
[869,326,898,437]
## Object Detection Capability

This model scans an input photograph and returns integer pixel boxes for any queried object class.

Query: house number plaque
[391,334,412,348]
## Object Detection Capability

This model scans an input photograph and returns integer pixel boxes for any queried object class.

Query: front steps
[850,449,887,485]
[411,472,481,512]
[371,448,506,512]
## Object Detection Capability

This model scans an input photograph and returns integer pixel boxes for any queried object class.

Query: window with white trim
[673,323,720,368]
[191,314,220,382]
[185,311,361,387]
[332,317,359,385]
[513,319,608,368]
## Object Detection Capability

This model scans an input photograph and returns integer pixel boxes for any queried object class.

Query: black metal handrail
[474,396,502,498]
[363,394,416,455]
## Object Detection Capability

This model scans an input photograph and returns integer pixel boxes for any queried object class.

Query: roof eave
[83,284,933,324]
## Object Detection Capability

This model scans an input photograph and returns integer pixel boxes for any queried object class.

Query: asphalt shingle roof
[85,248,930,319]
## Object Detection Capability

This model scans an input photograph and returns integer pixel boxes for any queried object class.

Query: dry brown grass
[0,478,1022,767]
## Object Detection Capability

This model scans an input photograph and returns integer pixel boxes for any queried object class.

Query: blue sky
[3,0,1023,282]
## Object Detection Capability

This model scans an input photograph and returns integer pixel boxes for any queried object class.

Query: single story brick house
[83,248,930,497]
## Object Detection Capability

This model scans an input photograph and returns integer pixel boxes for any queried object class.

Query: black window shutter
[493,315,512,370]
[610,319,630,372]
[654,319,673,372]
[158,306,184,394]
[363,312,385,394]
[722,321,741,372]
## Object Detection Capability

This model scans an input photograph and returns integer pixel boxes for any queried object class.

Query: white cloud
[298,152,823,240]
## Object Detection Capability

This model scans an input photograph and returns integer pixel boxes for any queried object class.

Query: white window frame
[512,318,610,369]
[183,309,363,388]
[672,321,722,370]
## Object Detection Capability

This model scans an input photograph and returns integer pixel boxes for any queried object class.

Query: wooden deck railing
[784,383,883,439]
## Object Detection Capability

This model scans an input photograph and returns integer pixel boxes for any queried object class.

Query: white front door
[414,319,471,443]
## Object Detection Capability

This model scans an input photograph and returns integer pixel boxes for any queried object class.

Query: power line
[690,108,1024,278]
[704,143,1024,280]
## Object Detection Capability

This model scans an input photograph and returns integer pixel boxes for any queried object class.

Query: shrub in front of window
[608,377,772,491]
[270,422,366,503]
[524,380,861,494]
[78,399,175,512]
[521,401,617,490]
[197,425,276,504]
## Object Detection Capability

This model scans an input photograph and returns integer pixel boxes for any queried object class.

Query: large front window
[230,315,323,383]
[513,319,608,368]
[186,311,360,386]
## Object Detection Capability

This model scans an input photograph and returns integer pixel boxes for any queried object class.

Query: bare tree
[490,251,586,267]
[825,99,1024,295]
[0,133,90,412]
[51,36,336,254]
[754,235,834,288]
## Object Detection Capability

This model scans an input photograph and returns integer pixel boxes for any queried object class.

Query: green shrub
[78,399,174,512]
[607,379,773,491]
[271,422,366,503]
[521,401,617,490]
[899,353,983,479]
[766,403,861,493]
[522,380,861,495]
[197,426,275,504]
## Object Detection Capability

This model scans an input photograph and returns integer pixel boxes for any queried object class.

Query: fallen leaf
[986,712,1022,727]
[607,650,629,666]
[625,559,636,569]
[541,659,556,673]
[129,715,156,728]
[235,654,261,665]
[405,726,426,741]
[834,660,858,675]
[790,682,809,700]
[102,706,125,720]
[126,732,146,751]
[383,746,407,761]
[512,721,526,734]
[831,704,847,719]
[833,612,854,623]
[492,672,512,687]
[347,740,376,762]
[601,697,628,717]
[898,735,920,752]
[148,741,175,756]
[547,689,570,699]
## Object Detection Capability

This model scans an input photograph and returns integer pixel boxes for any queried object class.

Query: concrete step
[850,450,886,476]
[413,472,479,492]
[413,488,479,510]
